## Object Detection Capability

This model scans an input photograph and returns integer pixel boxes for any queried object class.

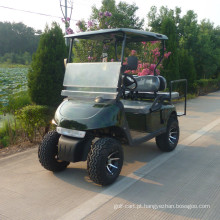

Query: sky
[0,0,220,32]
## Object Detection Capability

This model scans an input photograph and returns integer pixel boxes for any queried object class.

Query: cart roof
[65,28,168,42]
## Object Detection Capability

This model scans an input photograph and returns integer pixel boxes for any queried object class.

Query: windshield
[62,62,121,99]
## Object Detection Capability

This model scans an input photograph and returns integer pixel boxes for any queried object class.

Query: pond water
[0,67,28,128]
[0,67,28,106]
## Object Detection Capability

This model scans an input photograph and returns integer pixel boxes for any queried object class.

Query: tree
[91,0,144,29]
[147,6,181,33]
[195,20,218,79]
[72,0,144,63]
[178,49,196,92]
[178,10,199,51]
[160,17,179,82]
[28,23,67,107]
[0,22,40,55]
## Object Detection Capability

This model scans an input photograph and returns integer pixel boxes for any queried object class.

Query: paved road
[1,91,220,220]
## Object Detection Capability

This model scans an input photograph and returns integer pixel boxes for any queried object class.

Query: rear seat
[122,75,179,113]
[134,75,179,100]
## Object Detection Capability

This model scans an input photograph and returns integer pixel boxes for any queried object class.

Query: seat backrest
[134,75,160,92]
[158,75,167,91]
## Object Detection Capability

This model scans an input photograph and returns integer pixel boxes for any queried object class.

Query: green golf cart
[38,28,187,185]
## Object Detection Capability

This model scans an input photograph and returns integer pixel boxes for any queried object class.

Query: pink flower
[66,27,74,34]
[104,11,112,17]
[151,41,158,45]
[88,56,93,61]
[111,59,114,62]
[164,52,171,58]
[66,17,70,22]
[131,50,136,56]
[99,12,104,18]
[150,64,156,71]
[88,20,93,28]
[155,51,160,57]
[142,42,146,45]
[138,64,143,69]
[138,68,150,76]
[143,63,149,68]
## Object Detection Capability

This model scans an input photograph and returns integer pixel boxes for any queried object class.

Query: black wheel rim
[106,151,120,176]
[169,127,178,145]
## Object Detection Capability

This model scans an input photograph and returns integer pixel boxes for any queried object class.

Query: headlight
[52,119,57,125]
[56,127,86,138]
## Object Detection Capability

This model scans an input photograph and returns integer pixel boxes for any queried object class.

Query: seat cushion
[121,100,152,114]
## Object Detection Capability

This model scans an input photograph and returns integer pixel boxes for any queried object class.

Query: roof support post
[154,40,165,76]
[120,33,127,65]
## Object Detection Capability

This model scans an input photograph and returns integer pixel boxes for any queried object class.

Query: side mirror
[127,56,138,70]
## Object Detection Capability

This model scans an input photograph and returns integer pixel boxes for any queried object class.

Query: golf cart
[38,28,187,186]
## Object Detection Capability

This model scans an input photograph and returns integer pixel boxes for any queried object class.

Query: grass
[3,91,32,113]
[0,63,29,68]
[0,118,17,147]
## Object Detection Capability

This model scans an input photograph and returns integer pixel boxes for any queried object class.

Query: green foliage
[148,6,220,84]
[4,91,32,114]
[92,0,144,29]
[28,23,67,107]
[147,6,181,33]
[0,22,40,56]
[73,0,144,63]
[16,105,52,142]
[178,49,196,92]
[0,52,32,65]
[0,67,28,106]
[194,78,220,95]
[195,20,218,79]
[160,17,179,82]
[0,22,40,65]
[0,118,17,147]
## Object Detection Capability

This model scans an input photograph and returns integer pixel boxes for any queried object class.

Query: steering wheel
[122,73,138,91]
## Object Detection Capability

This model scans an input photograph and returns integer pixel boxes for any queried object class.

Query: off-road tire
[87,138,123,186]
[156,117,179,152]
[38,131,70,171]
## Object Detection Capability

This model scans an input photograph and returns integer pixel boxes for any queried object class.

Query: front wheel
[156,117,179,152]
[38,131,70,171]
[87,138,123,186]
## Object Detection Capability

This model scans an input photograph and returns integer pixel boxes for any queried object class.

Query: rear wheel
[156,117,179,152]
[87,137,123,186]
[38,131,70,171]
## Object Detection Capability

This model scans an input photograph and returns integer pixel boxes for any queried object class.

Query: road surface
[0,91,220,220]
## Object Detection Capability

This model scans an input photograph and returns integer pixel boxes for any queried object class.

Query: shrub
[4,91,32,114]
[28,23,67,107]
[0,119,17,147]
[194,78,220,95]
[16,105,53,142]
